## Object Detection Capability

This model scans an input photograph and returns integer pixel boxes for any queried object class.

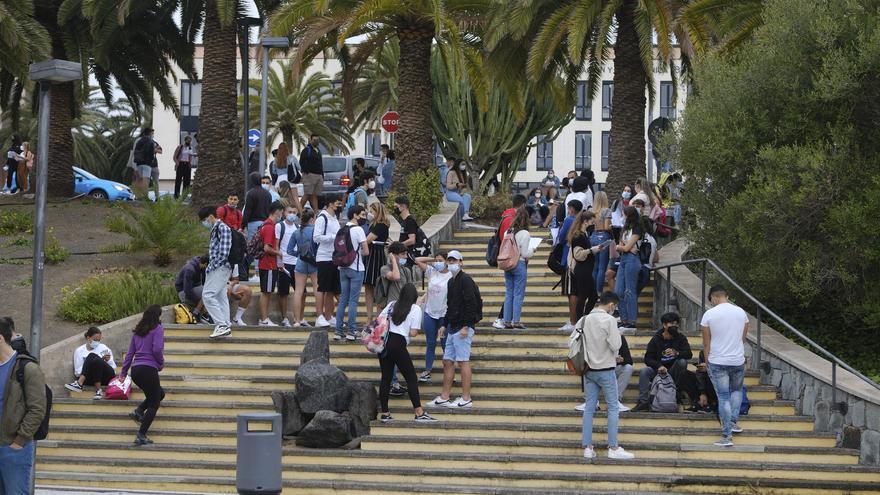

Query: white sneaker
[332,334,343,341]
[731,422,743,434]
[560,322,575,331]
[299,319,310,327]
[583,446,596,459]
[492,319,505,329]
[248,275,259,283]
[426,396,453,408]
[452,397,473,408]
[461,214,474,221]
[210,325,231,339]
[575,402,586,412]
[608,446,635,460]
[259,318,278,327]
[232,318,247,327]
[280,318,292,327]
[315,315,330,327]
[618,402,631,412]
[328,316,337,326]
[713,437,734,447]
[92,389,104,400]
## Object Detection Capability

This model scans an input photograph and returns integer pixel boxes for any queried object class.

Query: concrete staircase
[36,229,880,493]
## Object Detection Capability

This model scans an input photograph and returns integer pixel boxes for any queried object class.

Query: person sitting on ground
[692,350,717,413]
[64,327,117,400]
[444,159,474,221]
[227,279,252,327]
[633,312,697,412]
[540,169,561,189]
[576,333,633,413]
[175,255,207,312]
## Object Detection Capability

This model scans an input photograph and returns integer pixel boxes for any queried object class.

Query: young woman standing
[412,251,452,382]
[615,207,645,331]
[292,210,318,327]
[502,208,535,329]
[363,202,390,321]
[119,305,165,446]
[377,283,438,423]
[568,211,605,320]
[591,191,613,293]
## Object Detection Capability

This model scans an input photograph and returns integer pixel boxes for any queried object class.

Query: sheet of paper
[528,237,542,252]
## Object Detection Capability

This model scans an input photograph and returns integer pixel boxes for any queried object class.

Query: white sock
[235,307,245,320]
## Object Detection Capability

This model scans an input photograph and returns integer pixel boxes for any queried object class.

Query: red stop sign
[381,111,400,133]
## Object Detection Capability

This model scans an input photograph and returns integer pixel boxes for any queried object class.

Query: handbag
[361,303,394,355]
[104,375,132,400]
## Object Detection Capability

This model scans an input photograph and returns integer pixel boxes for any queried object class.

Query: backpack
[486,213,513,267]
[344,187,366,212]
[133,136,150,165]
[295,225,316,264]
[547,242,566,275]
[412,228,432,257]
[174,303,197,324]
[247,227,266,260]
[374,276,390,307]
[228,229,247,268]
[650,372,678,413]
[637,235,653,265]
[309,212,330,262]
[565,319,588,375]
[16,357,52,441]
[496,229,521,271]
[332,225,359,267]
[740,386,751,415]
[653,207,672,237]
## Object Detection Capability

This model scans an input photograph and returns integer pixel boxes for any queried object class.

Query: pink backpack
[496,228,521,271]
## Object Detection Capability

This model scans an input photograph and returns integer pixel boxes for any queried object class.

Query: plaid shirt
[207,221,232,273]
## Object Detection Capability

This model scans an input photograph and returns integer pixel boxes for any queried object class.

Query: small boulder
[301,330,331,365]
[295,410,354,448]
[271,391,310,437]
[295,360,351,414]
[347,381,378,437]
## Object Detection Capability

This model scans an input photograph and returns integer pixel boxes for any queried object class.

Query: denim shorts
[443,327,474,362]
[295,260,318,275]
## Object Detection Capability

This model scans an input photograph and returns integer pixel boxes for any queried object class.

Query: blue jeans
[503,260,527,323]
[422,314,447,372]
[708,363,745,438]
[614,253,640,324]
[582,370,620,448]
[336,268,365,336]
[445,190,472,217]
[0,441,34,494]
[590,231,611,293]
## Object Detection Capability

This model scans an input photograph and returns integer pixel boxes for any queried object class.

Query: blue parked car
[74,166,134,201]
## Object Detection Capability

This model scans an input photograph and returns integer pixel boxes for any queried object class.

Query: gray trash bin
[236,412,282,495]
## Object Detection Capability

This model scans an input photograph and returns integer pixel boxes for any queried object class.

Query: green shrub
[470,194,511,224]
[106,196,206,266]
[44,230,69,264]
[384,167,443,224]
[58,271,177,324]
[0,210,33,235]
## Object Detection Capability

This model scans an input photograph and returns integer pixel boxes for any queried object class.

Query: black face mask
[10,335,27,354]
[667,325,679,335]
[393,207,401,216]
[357,218,367,226]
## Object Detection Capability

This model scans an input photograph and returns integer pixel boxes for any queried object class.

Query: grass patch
[1,236,31,248]
[58,270,177,324]
[0,210,33,235]
[45,230,69,264]
[16,277,31,287]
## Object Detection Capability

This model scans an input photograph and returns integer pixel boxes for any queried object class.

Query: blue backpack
[344,187,367,213]
[294,224,316,264]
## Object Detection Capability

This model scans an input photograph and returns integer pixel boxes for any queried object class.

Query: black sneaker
[199,312,214,325]
[133,433,153,446]
[129,410,144,424]
[380,413,393,423]
[415,412,439,422]
[389,384,406,397]
[631,401,650,412]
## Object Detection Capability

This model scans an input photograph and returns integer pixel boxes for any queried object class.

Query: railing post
[700,261,707,317]
[665,266,671,310]
[754,307,762,371]
[832,362,837,411]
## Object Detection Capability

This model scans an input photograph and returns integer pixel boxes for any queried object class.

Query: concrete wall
[654,239,880,465]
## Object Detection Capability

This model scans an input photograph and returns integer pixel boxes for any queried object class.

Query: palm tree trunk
[604,0,647,200]
[46,81,75,197]
[392,25,434,192]
[192,0,242,208]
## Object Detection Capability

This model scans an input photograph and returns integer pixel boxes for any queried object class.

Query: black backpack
[228,229,247,268]
[412,228,432,257]
[133,136,150,165]
[16,357,52,441]
[486,213,513,267]
[547,242,566,275]
[637,236,653,265]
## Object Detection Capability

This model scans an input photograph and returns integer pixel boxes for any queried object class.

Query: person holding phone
[64,327,117,400]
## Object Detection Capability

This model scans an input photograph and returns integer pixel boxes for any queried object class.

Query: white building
[151,45,685,191]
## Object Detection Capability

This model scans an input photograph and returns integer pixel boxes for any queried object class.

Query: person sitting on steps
[633,312,698,412]
[64,327,117,400]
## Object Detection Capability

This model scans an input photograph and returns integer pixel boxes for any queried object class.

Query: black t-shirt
[371,223,389,243]
[399,216,419,244]
[299,144,323,175]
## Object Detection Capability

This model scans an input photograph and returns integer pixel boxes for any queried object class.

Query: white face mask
[368,180,376,189]
[459,165,466,171]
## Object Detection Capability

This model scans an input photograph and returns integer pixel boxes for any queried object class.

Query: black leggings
[82,353,116,386]
[378,333,421,413]
[574,263,598,320]
[131,365,165,436]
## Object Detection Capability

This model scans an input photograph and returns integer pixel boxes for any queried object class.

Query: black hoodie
[644,328,693,370]
[242,172,271,225]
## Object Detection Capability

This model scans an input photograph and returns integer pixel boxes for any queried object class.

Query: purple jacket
[120,325,165,376]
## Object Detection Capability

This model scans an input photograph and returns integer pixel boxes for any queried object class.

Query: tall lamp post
[27,59,83,495]
[239,16,262,190]
[258,37,290,175]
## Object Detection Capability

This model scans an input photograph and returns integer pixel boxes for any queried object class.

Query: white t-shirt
[73,342,116,376]
[314,211,340,262]
[275,221,299,266]
[179,146,193,163]
[343,223,367,271]
[424,267,453,319]
[700,302,749,366]
[382,303,422,344]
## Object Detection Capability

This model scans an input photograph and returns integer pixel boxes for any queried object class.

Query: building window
[181,81,202,117]
[601,81,613,121]
[660,81,676,119]
[574,131,591,171]
[536,135,553,171]
[575,81,592,121]
[366,131,381,157]
[601,131,611,171]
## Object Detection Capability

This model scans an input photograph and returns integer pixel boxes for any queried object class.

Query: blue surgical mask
[448,264,461,274]
[432,261,446,271]
[622,191,632,199]
[398,258,407,266]
[262,184,270,191]
[286,214,298,224]
[202,220,212,229]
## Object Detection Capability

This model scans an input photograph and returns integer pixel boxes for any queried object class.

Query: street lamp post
[258,37,290,175]
[27,58,83,495]
[239,17,262,191]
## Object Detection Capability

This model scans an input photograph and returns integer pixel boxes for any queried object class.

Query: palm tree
[270,0,489,191]
[343,36,399,132]
[0,0,50,108]
[240,62,354,154]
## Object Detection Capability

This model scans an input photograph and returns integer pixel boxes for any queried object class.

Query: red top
[498,208,516,240]
[258,219,278,270]
[216,205,242,231]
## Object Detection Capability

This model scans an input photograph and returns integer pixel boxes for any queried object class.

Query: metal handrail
[652,257,880,413]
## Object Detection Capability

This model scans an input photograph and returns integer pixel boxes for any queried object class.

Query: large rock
[347,381,378,437]
[295,360,351,414]
[841,425,861,450]
[814,400,831,432]
[271,391,310,437]
[860,429,880,465]
[295,410,355,448]
[301,330,331,365]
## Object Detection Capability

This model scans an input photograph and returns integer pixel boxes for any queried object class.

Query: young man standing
[395,196,428,259]
[579,292,635,460]
[299,133,324,211]
[173,135,194,199]
[701,284,749,446]
[335,206,370,341]
[0,317,47,492]
[216,193,243,232]
[275,205,300,327]
[314,195,343,327]
[257,202,285,326]
[199,206,234,338]
[427,251,480,409]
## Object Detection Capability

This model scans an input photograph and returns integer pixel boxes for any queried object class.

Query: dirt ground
[0,197,183,348]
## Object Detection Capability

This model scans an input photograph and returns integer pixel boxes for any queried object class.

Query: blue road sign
[247,129,261,147]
